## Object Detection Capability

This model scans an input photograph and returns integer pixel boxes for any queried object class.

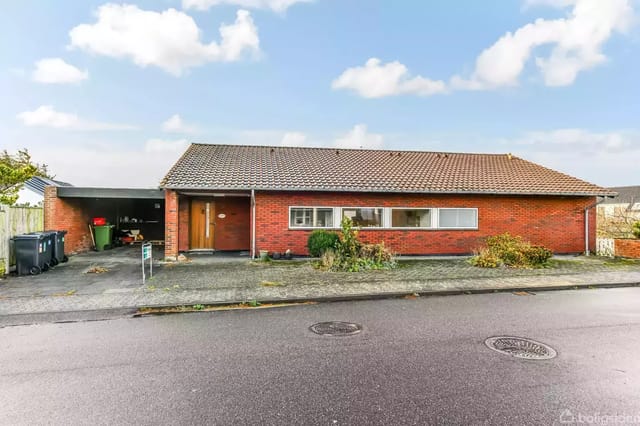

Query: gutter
[161,186,616,198]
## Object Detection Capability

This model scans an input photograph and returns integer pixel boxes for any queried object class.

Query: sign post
[142,242,152,283]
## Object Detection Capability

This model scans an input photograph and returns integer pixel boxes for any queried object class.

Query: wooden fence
[0,205,44,274]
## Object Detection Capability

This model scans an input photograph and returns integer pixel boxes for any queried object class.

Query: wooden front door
[190,199,215,249]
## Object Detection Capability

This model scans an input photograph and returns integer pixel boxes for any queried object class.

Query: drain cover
[485,336,557,360]
[309,321,362,336]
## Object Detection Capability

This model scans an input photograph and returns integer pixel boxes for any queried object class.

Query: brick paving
[1,247,639,316]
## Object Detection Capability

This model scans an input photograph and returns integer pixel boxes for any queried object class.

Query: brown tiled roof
[160,143,614,196]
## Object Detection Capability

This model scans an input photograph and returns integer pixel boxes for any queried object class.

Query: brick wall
[178,196,190,252]
[44,186,92,253]
[254,191,597,255]
[614,239,640,258]
[165,189,179,260]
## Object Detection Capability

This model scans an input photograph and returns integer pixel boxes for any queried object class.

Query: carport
[44,186,165,254]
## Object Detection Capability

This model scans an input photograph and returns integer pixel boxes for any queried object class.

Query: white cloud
[19,141,186,188]
[183,0,310,13]
[162,114,197,133]
[335,0,634,97]
[513,128,637,153]
[17,105,136,131]
[280,131,307,146]
[334,124,384,149]
[145,138,190,153]
[32,58,88,84]
[454,0,633,89]
[504,128,640,186]
[69,5,260,76]
[332,58,447,98]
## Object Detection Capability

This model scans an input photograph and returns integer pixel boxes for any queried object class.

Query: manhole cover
[309,321,362,336]
[484,336,557,360]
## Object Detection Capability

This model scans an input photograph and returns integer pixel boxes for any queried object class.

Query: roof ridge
[187,142,508,157]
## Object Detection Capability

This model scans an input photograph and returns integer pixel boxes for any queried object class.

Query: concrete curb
[133,280,640,310]
[1,281,639,326]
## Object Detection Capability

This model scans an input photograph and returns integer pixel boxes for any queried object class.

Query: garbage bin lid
[12,233,45,240]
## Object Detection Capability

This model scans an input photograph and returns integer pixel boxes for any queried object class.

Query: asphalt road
[2,288,640,425]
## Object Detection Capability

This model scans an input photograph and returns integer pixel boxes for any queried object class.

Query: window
[342,208,383,227]
[438,208,478,228]
[391,209,432,228]
[289,207,334,228]
[288,206,478,230]
[290,208,312,227]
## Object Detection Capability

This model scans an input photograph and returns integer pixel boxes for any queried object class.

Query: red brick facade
[614,239,640,259]
[164,190,179,260]
[44,187,92,253]
[252,191,596,256]
[164,190,596,258]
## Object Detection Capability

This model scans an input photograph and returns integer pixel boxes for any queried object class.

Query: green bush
[307,230,339,257]
[324,217,396,272]
[524,245,553,265]
[471,232,552,268]
[633,221,640,239]
[469,248,500,268]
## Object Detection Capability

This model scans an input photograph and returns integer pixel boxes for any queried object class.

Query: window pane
[315,208,334,227]
[290,208,312,227]
[391,209,432,228]
[342,208,383,227]
[438,209,477,228]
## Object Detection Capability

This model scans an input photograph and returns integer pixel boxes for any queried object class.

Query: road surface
[2,288,640,425]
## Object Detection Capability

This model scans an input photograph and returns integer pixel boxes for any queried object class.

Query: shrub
[320,248,336,269]
[307,230,339,257]
[471,232,552,268]
[633,221,640,239]
[469,248,500,268]
[325,217,397,272]
[524,245,553,265]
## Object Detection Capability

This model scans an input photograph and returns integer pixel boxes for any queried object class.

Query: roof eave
[161,184,613,197]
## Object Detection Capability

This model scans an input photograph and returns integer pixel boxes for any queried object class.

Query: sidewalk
[1,248,639,317]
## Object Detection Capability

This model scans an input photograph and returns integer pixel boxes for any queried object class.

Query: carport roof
[57,187,164,199]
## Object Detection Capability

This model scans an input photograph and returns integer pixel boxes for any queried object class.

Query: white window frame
[287,206,479,230]
[389,207,436,229]
[437,208,478,229]
[288,206,336,229]
[341,207,385,228]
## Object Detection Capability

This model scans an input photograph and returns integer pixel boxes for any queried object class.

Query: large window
[391,209,432,228]
[288,206,478,229]
[342,208,384,227]
[438,208,478,229]
[289,207,334,228]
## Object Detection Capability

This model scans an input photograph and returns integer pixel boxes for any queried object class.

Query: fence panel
[0,205,44,274]
[596,238,615,258]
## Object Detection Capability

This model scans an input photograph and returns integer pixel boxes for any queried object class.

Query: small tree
[0,149,50,205]
[632,221,640,239]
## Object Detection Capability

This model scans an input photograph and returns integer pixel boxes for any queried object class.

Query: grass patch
[260,280,285,287]
[136,301,315,315]
[86,266,108,274]
[52,289,77,297]
[603,258,640,267]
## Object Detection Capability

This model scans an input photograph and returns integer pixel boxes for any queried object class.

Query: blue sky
[1,0,638,187]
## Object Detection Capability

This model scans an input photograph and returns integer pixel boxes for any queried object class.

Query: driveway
[1,247,639,318]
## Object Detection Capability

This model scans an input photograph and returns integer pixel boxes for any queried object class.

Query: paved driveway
[1,247,639,317]
[0,246,168,298]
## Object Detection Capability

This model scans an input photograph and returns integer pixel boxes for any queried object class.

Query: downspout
[251,189,256,259]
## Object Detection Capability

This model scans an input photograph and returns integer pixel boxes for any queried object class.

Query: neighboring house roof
[161,143,614,197]
[601,186,640,208]
[23,176,73,196]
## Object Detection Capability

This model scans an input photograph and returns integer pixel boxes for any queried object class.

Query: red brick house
[160,143,613,260]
